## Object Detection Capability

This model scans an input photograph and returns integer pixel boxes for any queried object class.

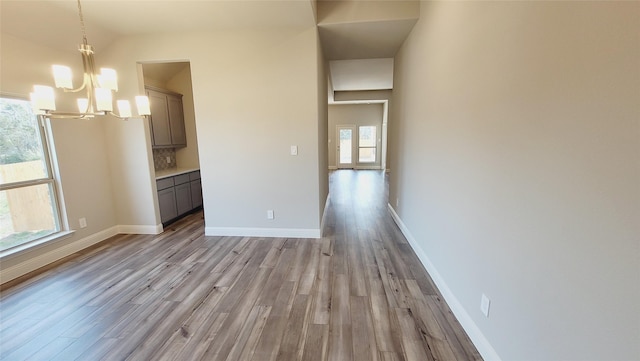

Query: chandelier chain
[77,0,88,45]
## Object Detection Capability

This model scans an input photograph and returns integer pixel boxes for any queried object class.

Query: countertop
[155,167,200,180]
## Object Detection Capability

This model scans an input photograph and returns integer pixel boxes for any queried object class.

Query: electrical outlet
[79,217,87,228]
[166,156,171,164]
[290,145,298,156]
[267,210,274,220]
[481,294,491,317]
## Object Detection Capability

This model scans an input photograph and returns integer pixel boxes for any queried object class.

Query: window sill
[0,230,75,261]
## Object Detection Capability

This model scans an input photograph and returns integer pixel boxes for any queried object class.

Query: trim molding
[0,226,119,284]
[1,223,163,284]
[328,166,338,170]
[387,204,502,361]
[118,224,163,235]
[205,226,321,239]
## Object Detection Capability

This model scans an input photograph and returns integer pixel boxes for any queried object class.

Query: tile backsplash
[153,148,177,171]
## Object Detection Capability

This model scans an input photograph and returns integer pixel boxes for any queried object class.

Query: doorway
[328,102,388,171]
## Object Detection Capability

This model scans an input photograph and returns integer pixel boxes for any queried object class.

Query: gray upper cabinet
[167,96,186,146]
[147,86,186,148]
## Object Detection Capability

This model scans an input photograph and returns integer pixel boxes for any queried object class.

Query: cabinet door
[148,90,172,147]
[175,182,193,216]
[158,187,177,223]
[190,179,202,208]
[168,96,186,147]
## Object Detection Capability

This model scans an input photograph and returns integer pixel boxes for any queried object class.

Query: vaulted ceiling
[0,0,419,92]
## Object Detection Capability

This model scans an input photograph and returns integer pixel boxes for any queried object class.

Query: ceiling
[142,62,191,85]
[0,0,316,51]
[0,0,419,93]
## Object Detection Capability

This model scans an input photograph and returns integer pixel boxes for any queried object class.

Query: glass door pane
[339,128,352,165]
[338,126,355,168]
[358,125,377,163]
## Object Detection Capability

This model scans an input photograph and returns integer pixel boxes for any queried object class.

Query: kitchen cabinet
[156,178,178,224]
[174,174,192,216]
[147,86,186,148]
[190,171,202,208]
[156,170,202,226]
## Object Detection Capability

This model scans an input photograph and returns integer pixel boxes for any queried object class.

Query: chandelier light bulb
[117,100,132,118]
[95,88,113,112]
[135,96,151,116]
[52,65,73,89]
[32,85,56,111]
[99,68,118,91]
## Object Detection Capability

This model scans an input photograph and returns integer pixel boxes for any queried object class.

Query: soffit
[316,0,418,92]
[318,18,417,60]
[329,58,393,91]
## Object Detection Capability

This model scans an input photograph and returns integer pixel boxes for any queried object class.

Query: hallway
[0,170,481,360]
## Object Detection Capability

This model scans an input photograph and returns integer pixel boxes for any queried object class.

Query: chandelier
[29,0,150,119]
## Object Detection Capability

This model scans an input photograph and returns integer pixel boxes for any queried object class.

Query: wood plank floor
[0,170,482,361]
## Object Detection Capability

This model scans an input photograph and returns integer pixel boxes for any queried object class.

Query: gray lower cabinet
[156,170,202,225]
[156,177,177,224]
[175,183,192,215]
[189,170,202,208]
[190,180,202,208]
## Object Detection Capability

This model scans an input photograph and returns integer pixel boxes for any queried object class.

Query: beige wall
[100,26,325,234]
[317,31,330,228]
[328,104,384,169]
[390,1,640,360]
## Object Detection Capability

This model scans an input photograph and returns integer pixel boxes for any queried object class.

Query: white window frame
[0,96,68,256]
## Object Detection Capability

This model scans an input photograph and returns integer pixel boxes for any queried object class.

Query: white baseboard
[118,224,163,235]
[355,165,382,170]
[387,204,502,361]
[328,166,338,170]
[0,226,119,284]
[1,223,165,284]
[320,194,330,237]
[205,226,321,239]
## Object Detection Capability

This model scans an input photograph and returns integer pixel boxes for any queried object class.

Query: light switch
[290,145,298,156]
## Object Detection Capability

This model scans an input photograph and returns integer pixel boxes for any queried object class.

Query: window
[0,97,61,252]
[358,126,377,163]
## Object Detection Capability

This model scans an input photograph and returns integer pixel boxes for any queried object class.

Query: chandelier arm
[108,111,129,120]
[43,111,99,119]
[61,50,93,93]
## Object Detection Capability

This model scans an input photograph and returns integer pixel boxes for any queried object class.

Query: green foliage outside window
[0,98,42,165]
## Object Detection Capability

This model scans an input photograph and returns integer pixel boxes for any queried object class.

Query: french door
[337,125,356,169]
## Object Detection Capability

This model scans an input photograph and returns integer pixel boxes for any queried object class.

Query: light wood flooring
[0,170,482,361]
